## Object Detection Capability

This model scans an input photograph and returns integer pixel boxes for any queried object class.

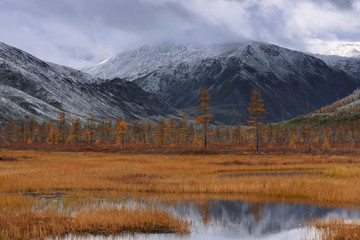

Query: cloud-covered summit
[0,0,359,67]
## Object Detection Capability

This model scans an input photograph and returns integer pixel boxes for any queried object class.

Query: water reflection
[61,198,360,240]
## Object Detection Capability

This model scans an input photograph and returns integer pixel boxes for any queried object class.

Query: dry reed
[0,149,360,205]
[311,219,360,240]
[0,208,189,240]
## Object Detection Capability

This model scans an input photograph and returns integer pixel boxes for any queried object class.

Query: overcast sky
[0,0,359,68]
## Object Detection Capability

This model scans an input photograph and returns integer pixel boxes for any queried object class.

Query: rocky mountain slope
[84,42,359,124]
[316,54,360,81]
[0,42,177,122]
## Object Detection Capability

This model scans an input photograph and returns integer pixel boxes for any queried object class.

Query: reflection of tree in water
[250,202,265,223]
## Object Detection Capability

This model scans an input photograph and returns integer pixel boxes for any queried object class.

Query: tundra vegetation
[1,88,360,239]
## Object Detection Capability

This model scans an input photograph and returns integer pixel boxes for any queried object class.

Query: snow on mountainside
[83,42,218,81]
[0,42,100,85]
[327,43,360,58]
[0,42,177,122]
[315,54,360,81]
[0,85,62,120]
[317,43,360,81]
[83,41,359,124]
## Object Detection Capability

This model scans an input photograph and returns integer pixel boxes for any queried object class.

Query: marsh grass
[1,149,360,239]
[311,219,360,240]
[0,150,360,206]
[322,167,360,178]
[0,208,189,240]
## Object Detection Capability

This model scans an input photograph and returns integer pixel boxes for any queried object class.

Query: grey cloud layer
[0,0,359,67]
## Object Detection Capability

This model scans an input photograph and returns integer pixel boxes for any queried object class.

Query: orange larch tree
[178,110,189,144]
[117,120,127,148]
[195,88,213,149]
[247,89,267,152]
[47,123,60,145]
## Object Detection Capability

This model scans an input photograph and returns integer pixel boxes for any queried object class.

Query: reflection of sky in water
[62,200,360,240]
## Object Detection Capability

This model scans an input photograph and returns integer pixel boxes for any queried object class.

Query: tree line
[1,88,360,152]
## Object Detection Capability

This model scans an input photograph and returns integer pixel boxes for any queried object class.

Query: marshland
[1,149,360,239]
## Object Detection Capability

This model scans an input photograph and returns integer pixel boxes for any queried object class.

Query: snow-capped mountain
[327,43,360,58]
[84,42,359,124]
[82,42,218,81]
[0,42,177,122]
[316,43,360,82]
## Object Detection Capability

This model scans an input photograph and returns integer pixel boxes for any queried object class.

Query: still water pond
[61,199,360,240]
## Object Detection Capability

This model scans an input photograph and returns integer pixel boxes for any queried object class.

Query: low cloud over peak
[0,0,359,67]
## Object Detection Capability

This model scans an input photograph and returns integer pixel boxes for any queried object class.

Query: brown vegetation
[0,150,360,206]
[0,208,189,240]
[311,219,360,240]
[1,149,360,239]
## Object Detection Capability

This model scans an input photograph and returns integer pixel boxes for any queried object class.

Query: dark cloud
[245,3,307,49]
[227,0,356,10]
[310,0,355,10]
[0,0,359,67]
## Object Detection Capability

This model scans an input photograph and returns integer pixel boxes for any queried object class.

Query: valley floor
[0,149,360,239]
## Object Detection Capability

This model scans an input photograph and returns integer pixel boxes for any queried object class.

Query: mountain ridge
[83,41,360,124]
[0,41,178,122]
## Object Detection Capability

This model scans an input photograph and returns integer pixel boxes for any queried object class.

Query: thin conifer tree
[58,112,69,145]
[195,88,213,149]
[117,120,127,148]
[247,89,267,152]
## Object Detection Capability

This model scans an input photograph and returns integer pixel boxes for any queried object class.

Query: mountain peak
[82,41,358,124]
[327,42,360,58]
[82,41,283,81]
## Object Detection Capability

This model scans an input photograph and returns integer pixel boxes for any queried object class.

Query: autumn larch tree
[232,121,242,145]
[289,132,297,150]
[143,122,152,144]
[117,120,127,148]
[58,112,69,145]
[47,123,60,145]
[167,117,176,143]
[195,88,213,149]
[178,110,189,144]
[28,117,37,142]
[87,109,96,144]
[247,89,267,152]
[154,119,166,145]
[71,118,81,144]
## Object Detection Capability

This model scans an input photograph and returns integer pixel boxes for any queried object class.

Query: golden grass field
[1,149,360,204]
[1,149,360,239]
